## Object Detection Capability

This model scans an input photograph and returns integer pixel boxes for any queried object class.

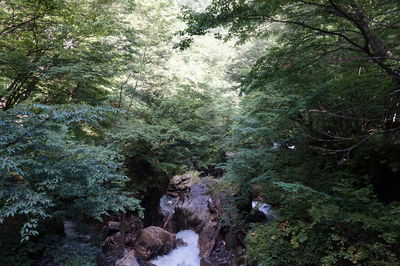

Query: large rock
[134,226,177,260]
[167,172,200,197]
[99,215,143,266]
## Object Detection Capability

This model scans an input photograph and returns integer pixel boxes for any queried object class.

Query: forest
[1,0,399,265]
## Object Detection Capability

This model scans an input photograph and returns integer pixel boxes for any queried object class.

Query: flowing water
[252,201,276,221]
[252,201,272,216]
[151,230,201,266]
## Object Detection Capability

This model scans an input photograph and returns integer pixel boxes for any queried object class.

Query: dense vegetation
[182,0,400,265]
[1,0,399,265]
[0,0,236,264]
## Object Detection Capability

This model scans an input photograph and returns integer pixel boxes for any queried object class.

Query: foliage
[1,3,238,264]
[182,0,400,265]
[109,0,240,201]
[49,240,100,266]
[112,0,178,109]
[0,0,149,264]
[111,85,233,196]
[0,104,142,241]
[0,0,134,109]
[0,233,99,266]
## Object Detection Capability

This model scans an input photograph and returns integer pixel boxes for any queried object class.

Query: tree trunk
[120,212,126,248]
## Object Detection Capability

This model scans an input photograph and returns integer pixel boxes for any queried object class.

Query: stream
[96,174,274,265]
[150,230,201,266]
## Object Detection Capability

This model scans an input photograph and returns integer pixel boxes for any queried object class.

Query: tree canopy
[181,0,400,265]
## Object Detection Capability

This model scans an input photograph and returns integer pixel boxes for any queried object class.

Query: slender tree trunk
[120,212,126,248]
[127,46,148,112]
[118,72,133,108]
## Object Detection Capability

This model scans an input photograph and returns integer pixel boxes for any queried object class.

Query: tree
[112,0,179,110]
[180,1,400,265]
[0,0,132,109]
[182,0,399,78]
[0,104,142,241]
[109,0,240,206]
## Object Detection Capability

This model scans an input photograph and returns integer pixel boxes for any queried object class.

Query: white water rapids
[252,201,276,221]
[150,230,201,266]
[252,201,272,216]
